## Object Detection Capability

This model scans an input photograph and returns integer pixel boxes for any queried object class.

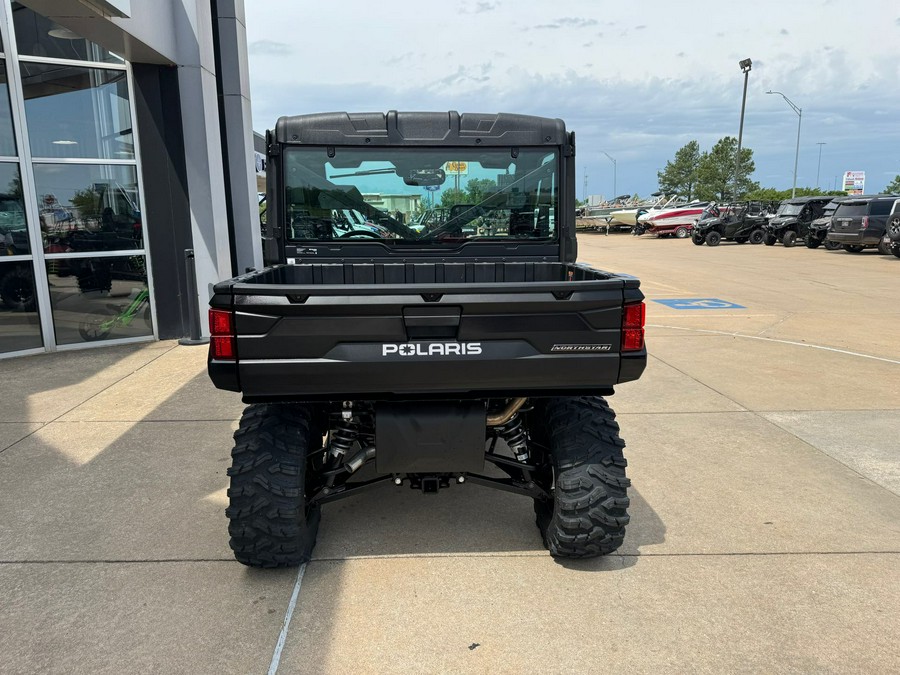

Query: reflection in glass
[21,63,133,159]
[11,3,123,64]
[0,63,16,156]
[0,260,43,353]
[47,255,152,345]
[34,164,141,254]
[0,164,28,255]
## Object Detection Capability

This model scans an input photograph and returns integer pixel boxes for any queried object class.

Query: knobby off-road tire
[782,231,797,247]
[749,229,765,245]
[226,403,322,567]
[877,239,892,255]
[705,231,722,246]
[806,238,821,249]
[824,240,842,251]
[691,233,704,246]
[764,234,777,246]
[892,244,900,259]
[530,397,630,558]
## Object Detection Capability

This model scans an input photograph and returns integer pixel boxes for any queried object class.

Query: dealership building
[0,0,261,358]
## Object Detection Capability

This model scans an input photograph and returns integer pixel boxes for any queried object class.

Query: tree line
[660,140,898,202]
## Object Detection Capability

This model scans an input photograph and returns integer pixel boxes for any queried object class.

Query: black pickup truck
[207,111,647,567]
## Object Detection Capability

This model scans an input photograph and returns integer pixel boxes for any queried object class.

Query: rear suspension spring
[496,415,529,462]
[329,419,358,459]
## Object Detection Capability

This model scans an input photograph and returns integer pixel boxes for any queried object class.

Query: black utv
[887,200,900,258]
[692,201,770,246]
[805,198,846,250]
[763,196,832,246]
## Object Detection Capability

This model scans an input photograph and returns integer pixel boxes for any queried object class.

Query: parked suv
[885,200,900,258]
[825,195,900,254]
[763,196,832,247]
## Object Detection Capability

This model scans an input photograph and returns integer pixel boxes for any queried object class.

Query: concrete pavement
[1,233,898,673]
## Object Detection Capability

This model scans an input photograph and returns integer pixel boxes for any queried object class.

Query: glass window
[0,164,28,255]
[0,62,16,156]
[0,260,43,353]
[33,164,141,253]
[11,3,123,64]
[46,254,151,345]
[21,62,133,159]
[869,200,892,216]
[283,147,558,243]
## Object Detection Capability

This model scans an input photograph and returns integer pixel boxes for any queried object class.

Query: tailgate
[210,262,645,399]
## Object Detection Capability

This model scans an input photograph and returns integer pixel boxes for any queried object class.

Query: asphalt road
[0,233,898,673]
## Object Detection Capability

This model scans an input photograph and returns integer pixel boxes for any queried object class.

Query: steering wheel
[337,230,384,239]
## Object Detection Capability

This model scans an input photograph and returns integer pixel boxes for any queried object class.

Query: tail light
[861,216,868,230]
[622,301,646,352]
[209,308,236,360]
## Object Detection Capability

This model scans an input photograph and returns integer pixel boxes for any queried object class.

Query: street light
[599,150,616,199]
[734,58,752,199]
[766,89,802,198]
[815,142,826,189]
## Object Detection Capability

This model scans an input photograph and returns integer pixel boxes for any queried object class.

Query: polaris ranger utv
[763,196,832,246]
[207,111,647,567]
[692,201,770,246]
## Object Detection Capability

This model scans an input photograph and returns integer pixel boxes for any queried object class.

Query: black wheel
[705,231,722,246]
[763,234,777,246]
[824,240,842,251]
[530,397,630,558]
[782,231,797,247]
[806,239,821,249]
[674,226,689,239]
[0,266,36,312]
[843,244,864,253]
[226,403,322,567]
[78,307,117,341]
[892,244,900,259]
[749,229,765,245]
[692,233,704,246]
[877,239,892,255]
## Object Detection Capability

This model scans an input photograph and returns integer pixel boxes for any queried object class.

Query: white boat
[611,194,681,226]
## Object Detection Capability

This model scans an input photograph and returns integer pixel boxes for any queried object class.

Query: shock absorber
[329,418,358,459]
[496,415,529,462]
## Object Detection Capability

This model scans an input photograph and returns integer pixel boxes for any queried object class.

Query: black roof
[273,111,567,147]
[784,195,838,204]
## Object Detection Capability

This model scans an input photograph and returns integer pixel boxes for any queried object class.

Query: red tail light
[860,216,868,230]
[622,301,646,352]
[209,309,235,360]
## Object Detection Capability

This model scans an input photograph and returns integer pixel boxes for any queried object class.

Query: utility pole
[735,58,752,199]
[582,166,588,203]
[815,142,826,189]
[599,151,616,199]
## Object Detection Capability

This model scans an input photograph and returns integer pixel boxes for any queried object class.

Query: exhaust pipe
[487,397,527,426]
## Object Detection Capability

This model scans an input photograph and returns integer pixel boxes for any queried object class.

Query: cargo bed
[208,262,645,400]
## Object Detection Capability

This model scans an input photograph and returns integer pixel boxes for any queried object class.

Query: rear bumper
[825,231,881,246]
[210,350,647,400]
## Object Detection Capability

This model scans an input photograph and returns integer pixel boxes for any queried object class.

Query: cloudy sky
[244,0,900,198]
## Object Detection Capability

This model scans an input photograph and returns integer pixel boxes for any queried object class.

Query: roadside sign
[842,170,865,195]
[444,161,468,175]
[653,298,746,310]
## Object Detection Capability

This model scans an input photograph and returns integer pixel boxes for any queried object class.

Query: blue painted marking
[653,298,746,310]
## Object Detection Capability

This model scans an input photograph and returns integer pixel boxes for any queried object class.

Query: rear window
[869,200,893,216]
[834,203,867,218]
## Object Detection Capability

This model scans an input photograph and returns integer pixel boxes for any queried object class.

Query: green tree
[744,186,847,201]
[464,178,497,204]
[440,188,467,207]
[695,137,758,201]
[70,187,100,216]
[657,140,700,199]
[885,175,900,193]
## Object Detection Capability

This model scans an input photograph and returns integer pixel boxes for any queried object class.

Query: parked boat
[611,194,682,227]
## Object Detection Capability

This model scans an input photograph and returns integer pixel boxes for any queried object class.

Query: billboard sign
[843,170,865,195]
[443,161,468,175]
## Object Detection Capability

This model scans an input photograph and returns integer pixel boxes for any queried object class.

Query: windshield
[283,147,558,243]
[776,203,804,217]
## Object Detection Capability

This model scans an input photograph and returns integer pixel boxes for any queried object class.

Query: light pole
[582,166,588,202]
[735,58,752,199]
[766,90,802,198]
[815,142,826,189]
[600,150,616,199]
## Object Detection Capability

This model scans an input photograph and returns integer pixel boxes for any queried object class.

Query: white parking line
[648,324,900,366]
[268,563,307,675]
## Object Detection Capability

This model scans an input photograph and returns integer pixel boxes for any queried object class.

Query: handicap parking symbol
[653,298,746,310]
